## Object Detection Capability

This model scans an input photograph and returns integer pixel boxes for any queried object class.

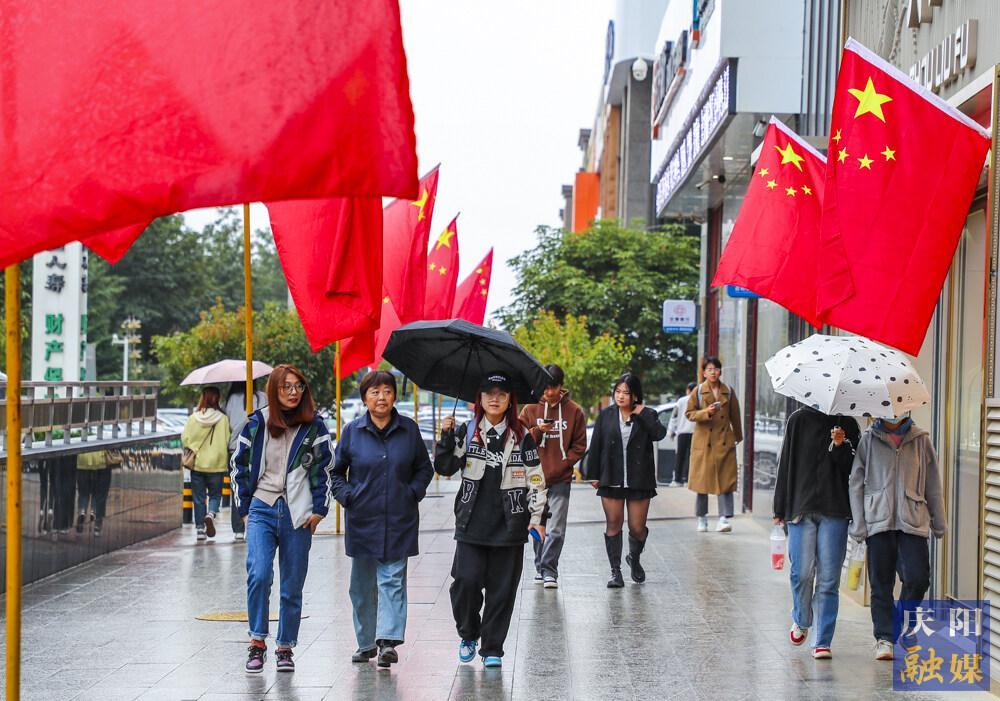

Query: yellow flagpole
[335,342,342,535]
[243,203,254,414]
[6,264,23,701]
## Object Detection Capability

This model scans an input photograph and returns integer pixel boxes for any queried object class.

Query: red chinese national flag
[0,0,418,268]
[384,167,440,323]
[711,118,826,327]
[267,197,382,352]
[339,293,402,376]
[424,216,461,319]
[453,249,494,325]
[816,39,991,354]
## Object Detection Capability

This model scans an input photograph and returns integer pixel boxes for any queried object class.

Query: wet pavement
[1,479,992,700]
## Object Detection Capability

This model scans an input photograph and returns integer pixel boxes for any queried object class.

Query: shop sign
[907,19,978,93]
[691,0,716,48]
[651,30,689,137]
[603,20,615,85]
[726,285,759,299]
[663,300,697,333]
[654,61,733,214]
[31,243,88,393]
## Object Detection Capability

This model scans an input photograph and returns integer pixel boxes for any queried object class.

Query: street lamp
[111,316,142,382]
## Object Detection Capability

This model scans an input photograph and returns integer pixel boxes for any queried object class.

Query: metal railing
[0,381,162,452]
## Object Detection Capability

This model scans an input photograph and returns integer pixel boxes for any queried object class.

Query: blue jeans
[349,557,408,651]
[190,471,223,526]
[787,514,849,648]
[246,497,312,648]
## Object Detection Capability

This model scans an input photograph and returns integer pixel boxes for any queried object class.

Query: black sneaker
[275,648,294,672]
[245,644,266,674]
[352,647,377,663]
[377,645,398,668]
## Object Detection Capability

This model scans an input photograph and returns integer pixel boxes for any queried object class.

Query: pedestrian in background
[585,372,666,588]
[225,380,268,542]
[231,364,332,674]
[331,370,434,669]
[849,414,946,662]
[686,357,743,533]
[773,406,860,660]
[436,371,548,669]
[667,382,697,486]
[182,386,231,542]
[518,363,587,589]
[75,448,122,537]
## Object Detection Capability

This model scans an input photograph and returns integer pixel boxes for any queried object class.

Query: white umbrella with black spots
[765,334,929,419]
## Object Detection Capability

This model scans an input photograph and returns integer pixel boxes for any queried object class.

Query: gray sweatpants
[533,481,571,579]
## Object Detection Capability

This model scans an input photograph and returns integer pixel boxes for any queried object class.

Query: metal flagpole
[6,265,23,701]
[243,203,254,414]
[335,342,342,535]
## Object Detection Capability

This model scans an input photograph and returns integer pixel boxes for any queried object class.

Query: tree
[152,301,359,410]
[0,260,33,376]
[499,220,700,398]
[512,312,633,417]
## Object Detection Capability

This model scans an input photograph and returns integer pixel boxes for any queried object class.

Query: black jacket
[584,406,667,490]
[773,406,860,522]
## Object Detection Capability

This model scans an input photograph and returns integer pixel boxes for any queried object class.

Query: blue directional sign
[726,285,760,299]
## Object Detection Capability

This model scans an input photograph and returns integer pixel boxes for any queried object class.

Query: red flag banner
[0,0,418,269]
[383,167,440,323]
[711,118,826,327]
[816,38,991,354]
[267,197,383,352]
[424,215,460,319]
[453,249,494,325]
[340,294,402,376]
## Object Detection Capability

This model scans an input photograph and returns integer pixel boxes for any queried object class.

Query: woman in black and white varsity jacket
[435,371,548,669]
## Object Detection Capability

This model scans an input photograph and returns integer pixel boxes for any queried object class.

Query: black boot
[604,533,624,588]
[625,530,647,583]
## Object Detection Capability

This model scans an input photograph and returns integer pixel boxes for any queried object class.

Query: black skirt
[596,486,657,501]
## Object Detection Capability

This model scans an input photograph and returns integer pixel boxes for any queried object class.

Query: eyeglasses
[280,382,306,395]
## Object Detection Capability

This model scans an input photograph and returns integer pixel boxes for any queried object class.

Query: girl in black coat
[585,373,667,588]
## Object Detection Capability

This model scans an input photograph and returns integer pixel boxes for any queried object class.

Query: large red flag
[0,0,418,268]
[340,294,402,376]
[453,250,494,325]
[383,167,440,323]
[816,39,991,354]
[424,216,461,319]
[267,198,382,352]
[711,118,826,327]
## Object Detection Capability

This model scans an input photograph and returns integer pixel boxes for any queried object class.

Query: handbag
[182,423,217,470]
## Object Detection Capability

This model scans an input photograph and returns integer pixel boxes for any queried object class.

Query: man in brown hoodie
[519,364,587,588]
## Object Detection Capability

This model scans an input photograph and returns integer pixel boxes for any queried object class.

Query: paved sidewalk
[1,480,992,700]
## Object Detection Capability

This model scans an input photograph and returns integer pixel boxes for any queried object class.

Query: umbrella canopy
[181,360,273,387]
[382,319,552,405]
[765,334,929,419]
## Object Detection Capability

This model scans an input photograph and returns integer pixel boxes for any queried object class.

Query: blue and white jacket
[230,406,333,528]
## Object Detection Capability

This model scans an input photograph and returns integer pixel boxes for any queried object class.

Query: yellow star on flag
[832,129,842,143]
[801,185,813,195]
[847,78,892,122]
[765,179,777,190]
[857,154,874,170]
[382,296,390,305]
[475,267,483,274]
[758,167,769,178]
[434,226,455,250]
[411,188,430,221]
[785,186,797,197]
[480,289,487,297]
[479,277,487,286]
[438,267,447,276]
[429,262,437,271]
[837,148,849,164]
[775,142,805,171]
[881,146,896,161]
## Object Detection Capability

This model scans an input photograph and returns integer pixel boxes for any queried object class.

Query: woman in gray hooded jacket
[848,415,946,662]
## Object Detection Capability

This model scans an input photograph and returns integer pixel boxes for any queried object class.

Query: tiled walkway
[1,480,993,700]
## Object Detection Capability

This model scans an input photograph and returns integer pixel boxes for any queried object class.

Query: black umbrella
[382,319,552,405]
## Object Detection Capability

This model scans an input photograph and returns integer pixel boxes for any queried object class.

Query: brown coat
[685,382,743,495]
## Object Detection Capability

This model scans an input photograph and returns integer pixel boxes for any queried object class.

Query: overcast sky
[186,1,610,321]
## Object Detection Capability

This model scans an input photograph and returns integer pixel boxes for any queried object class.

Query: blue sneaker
[483,656,502,668]
[459,639,477,663]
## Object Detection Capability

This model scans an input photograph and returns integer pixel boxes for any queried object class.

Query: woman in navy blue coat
[331,370,434,668]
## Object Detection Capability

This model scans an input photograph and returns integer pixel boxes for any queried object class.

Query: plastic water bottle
[847,540,866,591]
[770,525,786,570]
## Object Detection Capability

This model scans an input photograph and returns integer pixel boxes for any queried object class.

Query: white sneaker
[790,623,808,646]
[716,517,732,533]
[543,576,558,589]
[668,481,681,487]
[196,528,207,542]
[875,640,894,661]
[697,517,708,532]
[533,572,544,584]
[234,532,246,543]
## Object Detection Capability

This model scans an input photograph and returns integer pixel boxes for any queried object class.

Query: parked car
[654,402,679,484]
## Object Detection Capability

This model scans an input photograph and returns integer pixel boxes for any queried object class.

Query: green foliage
[152,301,358,410]
[512,312,633,417]
[0,261,33,375]
[499,220,700,399]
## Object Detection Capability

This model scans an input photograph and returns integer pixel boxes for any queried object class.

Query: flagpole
[243,203,254,414]
[6,264,23,701]
[335,341,342,535]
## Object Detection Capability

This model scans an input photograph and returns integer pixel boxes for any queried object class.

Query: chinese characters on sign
[893,600,989,692]
[31,243,89,390]
[662,300,697,333]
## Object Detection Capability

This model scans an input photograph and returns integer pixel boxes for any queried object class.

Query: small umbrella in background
[765,334,929,419]
[382,319,552,405]
[181,359,273,386]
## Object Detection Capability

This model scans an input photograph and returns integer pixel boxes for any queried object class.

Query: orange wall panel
[572,172,599,233]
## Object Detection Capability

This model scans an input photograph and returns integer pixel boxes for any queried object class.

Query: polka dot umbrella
[765,334,929,419]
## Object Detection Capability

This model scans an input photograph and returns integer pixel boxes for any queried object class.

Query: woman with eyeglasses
[585,372,666,588]
[231,364,333,674]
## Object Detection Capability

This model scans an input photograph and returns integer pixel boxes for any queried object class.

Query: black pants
[867,530,930,642]
[674,433,692,482]
[53,455,78,531]
[450,542,523,658]
[76,468,112,526]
